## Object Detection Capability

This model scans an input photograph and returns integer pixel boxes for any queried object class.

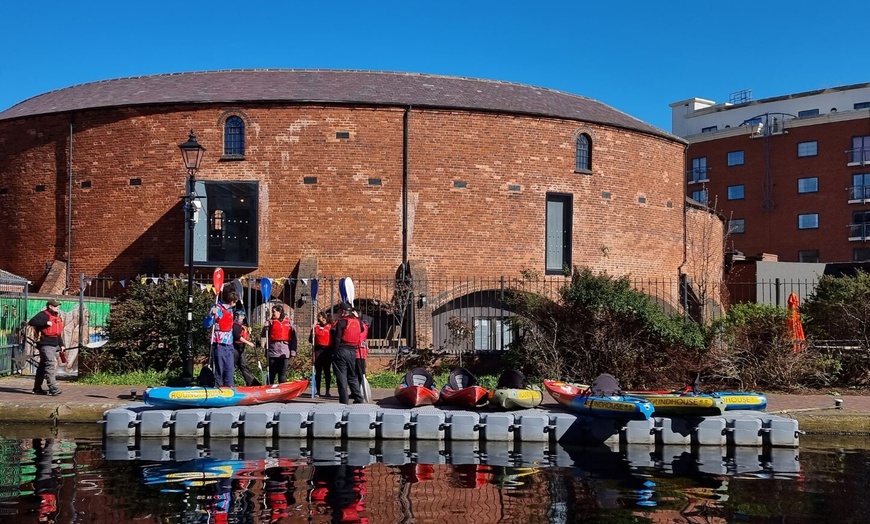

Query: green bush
[504,267,704,388]
[84,278,216,374]
[704,303,834,390]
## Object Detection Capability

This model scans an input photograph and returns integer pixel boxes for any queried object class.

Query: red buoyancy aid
[356,321,369,359]
[340,316,362,347]
[42,309,63,338]
[216,304,234,332]
[233,321,250,344]
[269,317,292,341]
[313,323,331,346]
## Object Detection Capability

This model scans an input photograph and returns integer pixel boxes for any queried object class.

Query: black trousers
[268,355,288,384]
[314,345,332,394]
[233,346,258,386]
[332,346,362,405]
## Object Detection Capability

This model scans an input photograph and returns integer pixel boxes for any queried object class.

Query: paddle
[260,277,272,385]
[310,278,319,398]
[345,277,371,402]
[197,268,223,387]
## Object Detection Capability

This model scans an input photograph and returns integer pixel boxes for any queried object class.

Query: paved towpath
[1,376,867,433]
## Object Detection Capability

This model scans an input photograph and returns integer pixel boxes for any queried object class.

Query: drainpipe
[64,118,74,293]
[402,106,410,264]
[678,143,689,318]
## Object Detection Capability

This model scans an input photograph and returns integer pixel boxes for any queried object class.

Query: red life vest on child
[357,321,369,359]
[233,321,249,345]
[313,323,331,346]
[269,317,291,341]
[42,309,63,338]
[216,304,234,332]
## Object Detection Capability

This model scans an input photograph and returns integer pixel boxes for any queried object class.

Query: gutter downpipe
[677,143,689,319]
[402,106,410,265]
[64,118,73,294]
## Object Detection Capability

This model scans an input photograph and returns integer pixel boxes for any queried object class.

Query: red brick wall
[0,103,698,291]
[686,118,870,262]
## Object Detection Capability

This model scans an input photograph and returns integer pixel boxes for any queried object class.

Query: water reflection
[0,431,868,522]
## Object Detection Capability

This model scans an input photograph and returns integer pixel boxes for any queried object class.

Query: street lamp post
[179,130,205,386]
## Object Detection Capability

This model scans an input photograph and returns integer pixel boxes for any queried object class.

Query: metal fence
[71,272,832,361]
[0,272,28,376]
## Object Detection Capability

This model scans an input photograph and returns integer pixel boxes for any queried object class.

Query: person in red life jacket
[262,304,297,384]
[355,312,370,395]
[203,290,240,387]
[331,302,364,404]
[310,311,334,397]
[232,309,259,386]
[27,299,64,396]
[33,438,60,523]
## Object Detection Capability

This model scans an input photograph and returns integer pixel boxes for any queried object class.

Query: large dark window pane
[187,181,259,268]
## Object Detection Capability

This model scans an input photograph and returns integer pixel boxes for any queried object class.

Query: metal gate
[0,270,28,376]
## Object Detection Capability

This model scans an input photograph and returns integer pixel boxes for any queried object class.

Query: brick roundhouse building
[0,70,723,350]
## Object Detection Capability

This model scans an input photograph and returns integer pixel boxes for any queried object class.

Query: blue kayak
[544,380,655,420]
[143,379,309,409]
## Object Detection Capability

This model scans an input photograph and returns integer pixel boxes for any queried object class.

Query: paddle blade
[339,278,347,303]
[261,277,272,301]
[232,279,243,303]
[311,279,319,303]
[213,268,225,295]
[345,277,355,305]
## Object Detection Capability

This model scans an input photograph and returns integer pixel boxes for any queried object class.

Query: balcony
[846,147,870,166]
[848,223,870,241]
[848,185,870,203]
[686,168,709,185]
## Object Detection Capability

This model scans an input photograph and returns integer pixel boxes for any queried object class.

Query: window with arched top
[575,134,592,172]
[224,116,245,157]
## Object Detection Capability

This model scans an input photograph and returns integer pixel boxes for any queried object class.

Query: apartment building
[671,84,870,262]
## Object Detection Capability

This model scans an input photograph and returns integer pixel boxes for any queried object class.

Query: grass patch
[75,368,501,389]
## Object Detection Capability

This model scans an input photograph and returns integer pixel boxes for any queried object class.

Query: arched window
[224,116,245,157]
[575,134,592,172]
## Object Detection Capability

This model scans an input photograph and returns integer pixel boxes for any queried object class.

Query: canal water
[0,425,867,523]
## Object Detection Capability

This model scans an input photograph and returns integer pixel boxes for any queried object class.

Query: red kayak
[440,367,491,407]
[394,367,440,407]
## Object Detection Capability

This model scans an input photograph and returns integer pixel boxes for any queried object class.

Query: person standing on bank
[27,299,64,396]
[331,302,364,404]
[231,309,259,386]
[310,312,333,397]
[203,290,240,387]
[262,304,297,384]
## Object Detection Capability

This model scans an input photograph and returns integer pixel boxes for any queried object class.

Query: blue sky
[1,1,865,132]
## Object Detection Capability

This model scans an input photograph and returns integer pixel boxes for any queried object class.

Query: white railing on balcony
[847,147,870,165]
[686,168,709,184]
[848,223,870,240]
[848,185,870,202]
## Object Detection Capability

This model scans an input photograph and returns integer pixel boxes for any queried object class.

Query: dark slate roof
[0,69,676,140]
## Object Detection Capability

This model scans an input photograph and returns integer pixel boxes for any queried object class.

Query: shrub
[504,267,705,388]
[85,278,215,373]
[704,303,835,390]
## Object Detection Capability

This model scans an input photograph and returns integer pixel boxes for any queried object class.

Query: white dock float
[102,402,800,448]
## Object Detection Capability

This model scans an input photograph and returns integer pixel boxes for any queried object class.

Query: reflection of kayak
[143,379,309,408]
[621,391,726,416]
[544,380,654,420]
[142,458,297,486]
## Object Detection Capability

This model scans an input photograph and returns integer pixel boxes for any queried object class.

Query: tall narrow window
[852,173,870,200]
[852,136,870,164]
[546,193,572,274]
[690,157,708,183]
[224,116,245,157]
[575,134,592,172]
